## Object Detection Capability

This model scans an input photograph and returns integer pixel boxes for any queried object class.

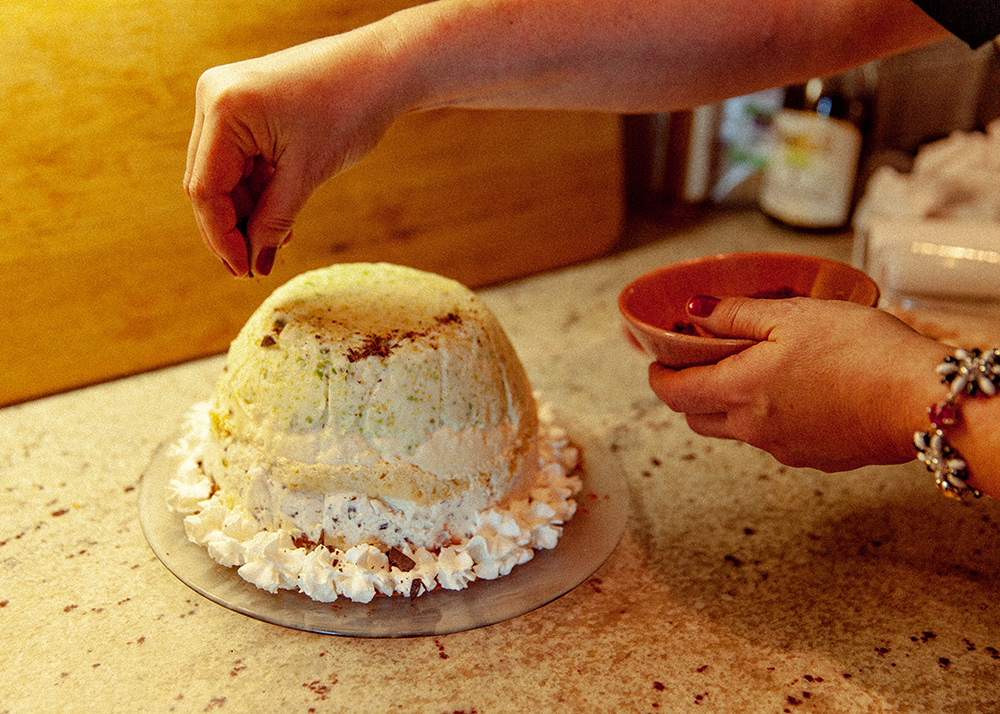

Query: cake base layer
[166,401,581,604]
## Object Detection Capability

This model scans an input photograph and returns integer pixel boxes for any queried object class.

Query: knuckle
[724,299,754,327]
[197,69,252,114]
[259,216,296,235]
[184,174,212,201]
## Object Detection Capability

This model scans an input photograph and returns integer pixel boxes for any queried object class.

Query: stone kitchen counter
[2,210,998,713]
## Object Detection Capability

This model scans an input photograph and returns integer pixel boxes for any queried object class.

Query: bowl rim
[617,251,879,340]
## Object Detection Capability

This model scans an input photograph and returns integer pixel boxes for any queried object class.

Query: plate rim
[138,422,628,638]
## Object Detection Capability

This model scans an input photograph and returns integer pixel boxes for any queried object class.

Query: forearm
[374,0,948,114]
[183,0,951,276]
[955,394,1000,498]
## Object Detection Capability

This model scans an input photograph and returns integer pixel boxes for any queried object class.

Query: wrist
[878,336,953,463]
[365,10,438,116]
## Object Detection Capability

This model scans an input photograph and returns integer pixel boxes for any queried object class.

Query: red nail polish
[222,259,238,277]
[687,295,719,317]
[255,246,277,277]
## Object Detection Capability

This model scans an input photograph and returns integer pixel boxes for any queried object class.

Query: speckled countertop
[3,210,999,713]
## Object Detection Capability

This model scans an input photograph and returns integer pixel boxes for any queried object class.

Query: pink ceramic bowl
[619,252,880,368]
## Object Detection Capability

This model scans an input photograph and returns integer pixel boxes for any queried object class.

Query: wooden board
[1,0,623,406]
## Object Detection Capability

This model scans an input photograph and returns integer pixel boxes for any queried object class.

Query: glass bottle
[759,67,872,230]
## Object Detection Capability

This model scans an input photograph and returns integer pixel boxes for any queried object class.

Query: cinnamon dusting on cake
[436,312,462,325]
[344,312,465,363]
[346,334,396,363]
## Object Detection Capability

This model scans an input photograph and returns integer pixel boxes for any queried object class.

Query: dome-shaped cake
[208,262,539,548]
[167,263,580,603]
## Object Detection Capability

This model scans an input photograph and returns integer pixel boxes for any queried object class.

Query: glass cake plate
[139,424,628,638]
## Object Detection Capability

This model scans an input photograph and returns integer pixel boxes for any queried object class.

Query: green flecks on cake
[212,262,533,460]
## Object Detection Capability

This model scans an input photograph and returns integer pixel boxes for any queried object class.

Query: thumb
[686,295,788,342]
[245,163,312,277]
